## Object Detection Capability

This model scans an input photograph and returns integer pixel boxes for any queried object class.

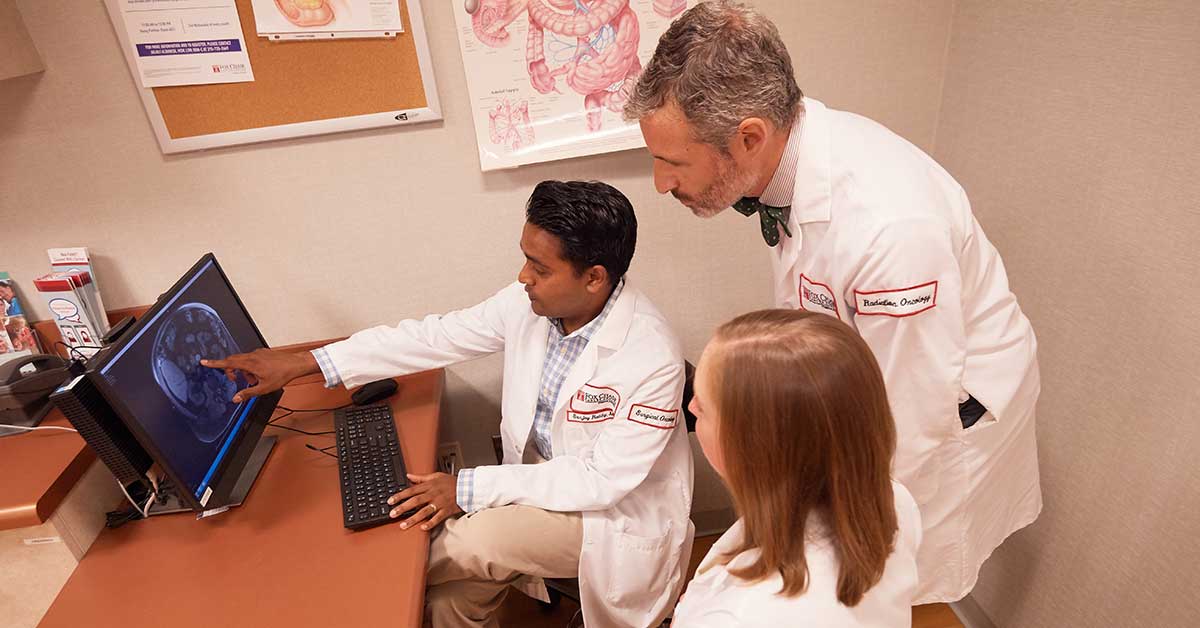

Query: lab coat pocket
[962,411,1006,476]
[963,410,999,434]
[605,526,678,614]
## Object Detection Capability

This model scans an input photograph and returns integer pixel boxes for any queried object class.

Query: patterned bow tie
[733,198,793,247]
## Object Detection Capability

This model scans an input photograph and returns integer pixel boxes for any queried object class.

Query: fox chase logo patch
[799,275,839,317]
[567,384,621,423]
[627,404,679,430]
[855,281,938,318]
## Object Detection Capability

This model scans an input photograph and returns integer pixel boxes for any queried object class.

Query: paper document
[118,0,254,88]
[251,0,403,40]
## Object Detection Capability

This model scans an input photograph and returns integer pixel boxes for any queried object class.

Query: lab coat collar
[591,278,638,351]
[758,116,804,209]
[550,279,624,341]
[548,279,637,418]
[771,99,832,297]
[789,97,833,226]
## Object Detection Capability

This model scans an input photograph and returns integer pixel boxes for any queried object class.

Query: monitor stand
[145,435,278,517]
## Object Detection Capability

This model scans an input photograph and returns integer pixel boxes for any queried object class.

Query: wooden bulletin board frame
[104,0,441,154]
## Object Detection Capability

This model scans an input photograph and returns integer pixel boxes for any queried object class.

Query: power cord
[305,443,338,459]
[266,422,335,436]
[0,424,77,433]
[271,405,352,459]
[276,403,351,414]
[107,473,164,528]
[106,508,143,528]
[264,403,350,436]
[53,341,100,363]
[116,475,157,518]
[108,481,150,528]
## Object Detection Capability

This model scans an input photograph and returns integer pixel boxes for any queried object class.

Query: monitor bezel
[86,253,281,511]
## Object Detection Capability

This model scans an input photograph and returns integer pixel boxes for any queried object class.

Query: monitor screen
[96,257,267,502]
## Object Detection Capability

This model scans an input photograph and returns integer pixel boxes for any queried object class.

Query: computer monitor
[63,253,281,512]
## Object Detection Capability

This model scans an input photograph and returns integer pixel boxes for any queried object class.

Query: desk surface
[38,368,443,628]
[0,414,95,528]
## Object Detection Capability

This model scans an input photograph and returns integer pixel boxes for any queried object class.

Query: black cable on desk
[305,443,338,459]
[263,403,350,436]
[276,403,351,414]
[53,341,100,364]
[266,423,335,436]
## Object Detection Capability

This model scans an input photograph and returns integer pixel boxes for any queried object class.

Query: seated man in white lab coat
[203,180,695,628]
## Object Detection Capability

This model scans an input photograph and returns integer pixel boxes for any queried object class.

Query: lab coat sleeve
[467,354,685,513]
[321,282,523,389]
[848,218,965,499]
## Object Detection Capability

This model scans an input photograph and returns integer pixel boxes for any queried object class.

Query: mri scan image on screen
[152,303,244,443]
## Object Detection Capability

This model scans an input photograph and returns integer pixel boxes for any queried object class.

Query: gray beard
[687,157,758,218]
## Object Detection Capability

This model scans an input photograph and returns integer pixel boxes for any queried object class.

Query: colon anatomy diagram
[489,99,536,150]
[465,0,686,133]
[273,0,336,27]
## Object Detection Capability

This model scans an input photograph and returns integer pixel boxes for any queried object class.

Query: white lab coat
[672,482,922,627]
[323,280,696,628]
[767,98,1042,602]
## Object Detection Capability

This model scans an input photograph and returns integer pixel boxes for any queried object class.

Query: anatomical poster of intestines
[251,0,403,39]
[454,0,690,170]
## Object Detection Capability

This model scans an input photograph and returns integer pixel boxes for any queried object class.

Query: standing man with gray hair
[624,1,1042,604]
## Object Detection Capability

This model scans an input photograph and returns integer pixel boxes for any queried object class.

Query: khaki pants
[426,504,583,628]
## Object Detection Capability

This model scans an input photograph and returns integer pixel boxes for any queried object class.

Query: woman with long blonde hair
[674,309,921,626]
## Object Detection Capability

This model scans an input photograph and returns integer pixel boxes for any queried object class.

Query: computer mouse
[351,379,399,406]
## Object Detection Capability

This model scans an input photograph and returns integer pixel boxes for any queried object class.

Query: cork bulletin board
[104,0,441,154]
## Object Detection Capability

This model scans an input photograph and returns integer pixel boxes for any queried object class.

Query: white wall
[0,0,41,81]
[1,0,955,509]
[932,2,1200,625]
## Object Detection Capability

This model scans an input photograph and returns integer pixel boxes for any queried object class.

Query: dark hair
[525,180,637,288]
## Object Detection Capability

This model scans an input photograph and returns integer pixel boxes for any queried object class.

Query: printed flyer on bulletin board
[117,0,255,88]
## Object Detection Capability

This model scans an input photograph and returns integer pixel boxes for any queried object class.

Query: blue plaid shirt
[312,280,625,514]
[312,347,342,389]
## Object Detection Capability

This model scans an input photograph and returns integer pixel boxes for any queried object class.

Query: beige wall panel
[0,0,42,81]
[933,2,1200,625]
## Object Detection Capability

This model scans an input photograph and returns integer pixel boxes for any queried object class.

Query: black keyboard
[334,404,412,530]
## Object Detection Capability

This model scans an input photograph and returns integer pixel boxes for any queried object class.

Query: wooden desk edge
[36,446,97,523]
[402,368,442,627]
[0,431,96,530]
